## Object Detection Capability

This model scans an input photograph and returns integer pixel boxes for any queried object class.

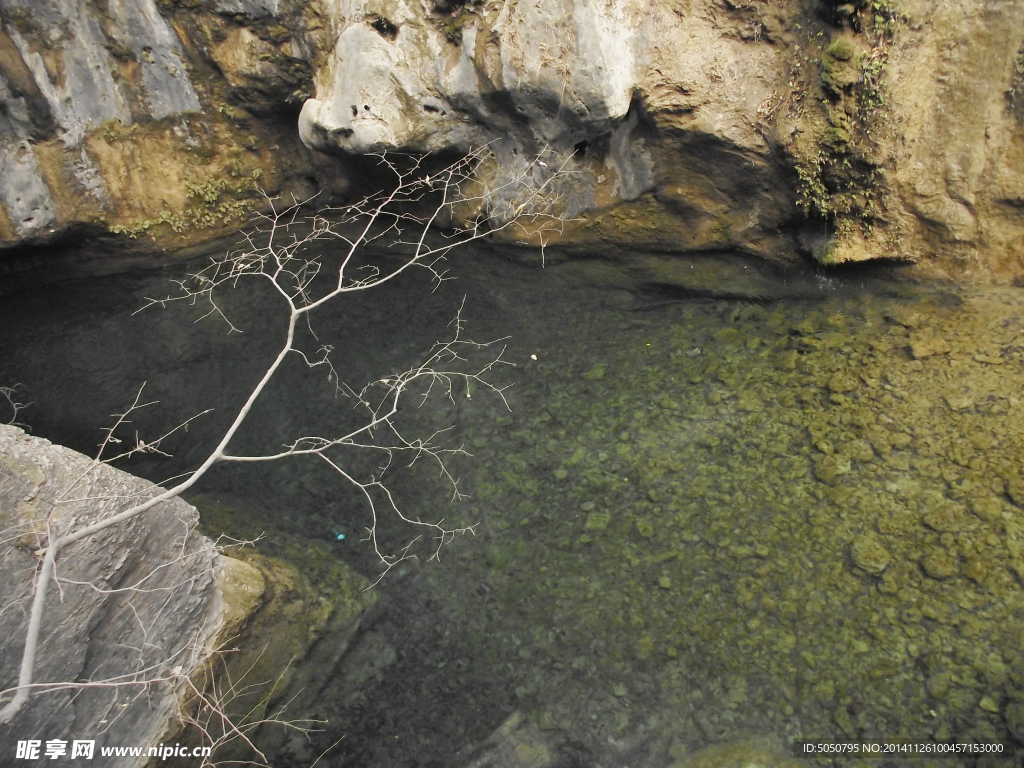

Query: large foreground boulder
[0,424,262,764]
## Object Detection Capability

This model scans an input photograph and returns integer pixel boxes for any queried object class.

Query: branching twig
[0,147,571,761]
[1,384,31,427]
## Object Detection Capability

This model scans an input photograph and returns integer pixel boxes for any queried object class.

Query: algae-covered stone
[851,534,891,574]
[927,672,951,698]
[979,695,1000,713]
[909,334,952,359]
[964,549,990,578]
[833,705,856,737]
[922,548,959,579]
[973,353,1004,365]
[636,518,654,538]
[669,739,804,768]
[922,499,964,533]
[944,394,974,411]
[584,512,612,531]
[1005,701,1024,741]
[775,350,799,370]
[840,438,875,463]
[736,390,764,412]
[215,556,267,643]
[814,455,851,484]
[969,496,1004,521]
[1007,477,1024,507]
[828,373,859,394]
[462,711,554,767]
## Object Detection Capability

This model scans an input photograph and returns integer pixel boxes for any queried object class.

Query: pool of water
[3,243,1024,767]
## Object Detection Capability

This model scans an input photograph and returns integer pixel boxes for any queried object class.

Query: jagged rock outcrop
[0,0,347,272]
[299,0,1024,279]
[2,0,1023,279]
[0,426,377,764]
[0,424,263,764]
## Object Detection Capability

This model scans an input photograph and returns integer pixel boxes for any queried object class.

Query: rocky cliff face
[299,0,1024,279]
[2,0,1023,280]
[0,0,346,269]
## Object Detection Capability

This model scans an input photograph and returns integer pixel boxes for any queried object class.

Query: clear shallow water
[3,247,1024,767]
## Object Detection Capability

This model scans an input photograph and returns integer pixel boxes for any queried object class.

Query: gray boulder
[0,424,262,765]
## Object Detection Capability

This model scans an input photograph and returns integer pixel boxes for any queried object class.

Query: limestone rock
[297,0,792,260]
[0,425,258,765]
[297,0,1024,279]
[0,0,346,266]
[851,534,891,574]
[909,333,952,359]
[5,0,1024,279]
[214,0,279,17]
[0,140,55,237]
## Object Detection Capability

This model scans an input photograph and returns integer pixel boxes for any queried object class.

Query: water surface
[3,246,1024,767]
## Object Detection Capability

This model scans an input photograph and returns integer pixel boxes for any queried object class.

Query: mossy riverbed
[2,250,1024,766]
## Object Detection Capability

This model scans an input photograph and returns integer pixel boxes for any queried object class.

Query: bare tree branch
[0,146,570,757]
[1,384,31,427]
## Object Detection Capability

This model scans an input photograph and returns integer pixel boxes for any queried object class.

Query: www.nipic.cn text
[16,740,212,760]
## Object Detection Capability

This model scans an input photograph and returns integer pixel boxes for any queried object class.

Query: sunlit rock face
[298,0,641,154]
[0,0,346,262]
[297,0,803,260]
[0,0,197,240]
[2,0,1024,277]
[296,0,656,229]
[299,0,1024,278]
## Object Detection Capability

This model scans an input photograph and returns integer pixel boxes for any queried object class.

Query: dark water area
[3,242,1024,768]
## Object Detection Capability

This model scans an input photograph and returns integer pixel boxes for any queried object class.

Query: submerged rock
[851,534,891,574]
[909,333,952,359]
